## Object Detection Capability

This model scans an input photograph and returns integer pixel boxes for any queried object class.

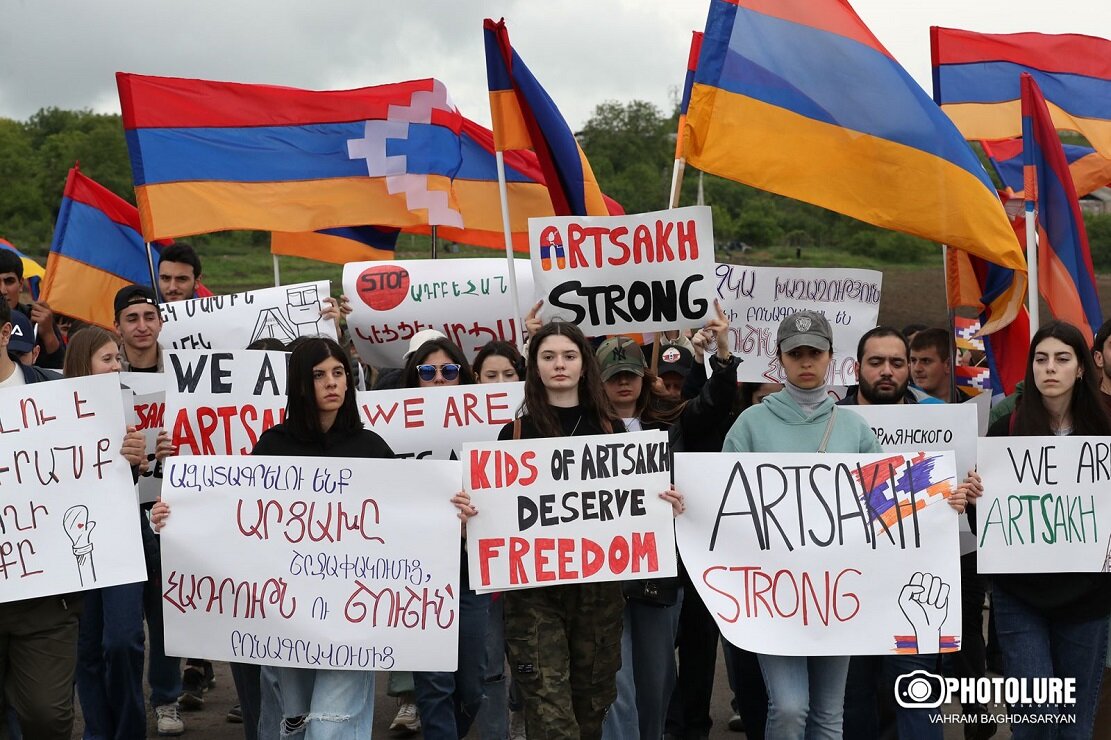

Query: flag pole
[1024,204,1038,338]
[144,243,158,295]
[668,158,686,209]
[272,254,281,287]
[431,225,438,259]
[495,151,524,352]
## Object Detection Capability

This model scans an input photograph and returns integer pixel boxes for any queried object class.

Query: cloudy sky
[1,0,1107,130]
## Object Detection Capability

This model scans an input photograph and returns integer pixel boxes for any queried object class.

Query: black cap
[114,285,158,320]
[658,344,694,378]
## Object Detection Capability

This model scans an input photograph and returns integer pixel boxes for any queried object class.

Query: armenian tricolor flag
[41,166,171,329]
[675,31,704,161]
[1022,73,1103,344]
[483,18,610,217]
[932,27,1111,158]
[0,238,45,300]
[981,138,1111,198]
[685,0,1025,273]
[117,73,465,240]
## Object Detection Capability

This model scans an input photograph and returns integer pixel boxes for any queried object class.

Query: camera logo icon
[894,670,946,709]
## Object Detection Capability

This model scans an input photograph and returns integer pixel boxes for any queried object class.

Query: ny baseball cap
[7,310,34,355]
[777,310,833,353]
[596,336,646,381]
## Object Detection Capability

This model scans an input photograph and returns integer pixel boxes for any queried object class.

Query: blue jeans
[414,586,491,738]
[757,654,849,740]
[142,522,181,707]
[603,594,683,740]
[75,582,146,740]
[275,668,375,739]
[257,666,282,740]
[883,654,943,740]
[476,595,509,739]
[993,587,1108,739]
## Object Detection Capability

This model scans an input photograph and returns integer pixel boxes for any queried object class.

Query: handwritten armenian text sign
[344,259,533,368]
[0,374,147,603]
[160,281,337,351]
[160,456,461,670]
[674,452,961,655]
[714,265,882,384]
[529,206,716,335]
[464,431,677,592]
[165,350,522,459]
[977,436,1111,573]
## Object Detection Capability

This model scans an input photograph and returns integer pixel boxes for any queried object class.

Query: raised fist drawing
[898,571,949,654]
[63,505,98,586]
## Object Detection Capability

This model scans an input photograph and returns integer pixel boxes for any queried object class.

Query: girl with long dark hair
[154,337,400,738]
[457,321,682,739]
[961,321,1111,737]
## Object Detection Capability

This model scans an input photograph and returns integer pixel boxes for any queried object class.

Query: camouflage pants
[505,583,624,740]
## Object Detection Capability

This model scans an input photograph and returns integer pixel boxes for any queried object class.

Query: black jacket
[251,422,394,460]
[19,363,62,384]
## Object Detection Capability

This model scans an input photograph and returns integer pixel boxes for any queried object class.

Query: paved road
[76,646,1012,738]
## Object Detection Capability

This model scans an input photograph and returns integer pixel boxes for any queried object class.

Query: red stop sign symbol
[356,265,410,311]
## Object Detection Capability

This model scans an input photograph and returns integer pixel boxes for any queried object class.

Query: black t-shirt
[251,423,394,459]
[497,404,622,441]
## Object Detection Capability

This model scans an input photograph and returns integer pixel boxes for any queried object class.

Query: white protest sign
[674,451,962,655]
[844,403,979,556]
[359,383,524,460]
[714,264,882,384]
[160,456,461,670]
[166,350,522,460]
[977,436,1111,573]
[529,205,716,335]
[0,374,147,603]
[119,372,167,396]
[464,431,676,593]
[159,281,337,351]
[343,259,533,368]
[166,350,289,457]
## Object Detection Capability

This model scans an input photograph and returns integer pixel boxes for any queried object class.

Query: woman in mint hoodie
[722,310,880,740]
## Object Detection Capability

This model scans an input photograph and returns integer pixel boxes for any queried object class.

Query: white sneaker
[155,703,185,736]
[509,709,527,740]
[389,702,421,735]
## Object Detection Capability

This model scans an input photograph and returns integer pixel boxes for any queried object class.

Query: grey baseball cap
[596,336,646,381]
[777,310,833,353]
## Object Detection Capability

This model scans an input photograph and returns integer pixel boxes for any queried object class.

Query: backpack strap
[816,408,837,453]
[513,418,522,441]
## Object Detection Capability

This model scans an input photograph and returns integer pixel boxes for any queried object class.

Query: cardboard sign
[165,350,523,460]
[159,281,337,351]
[714,264,882,384]
[977,436,1111,573]
[131,390,166,504]
[529,206,716,335]
[0,374,147,603]
[674,451,962,655]
[343,259,533,368]
[464,431,677,593]
[160,456,462,670]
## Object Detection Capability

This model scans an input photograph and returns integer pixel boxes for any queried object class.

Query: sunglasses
[417,363,462,382]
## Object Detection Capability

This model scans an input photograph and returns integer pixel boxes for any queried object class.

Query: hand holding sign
[898,572,950,654]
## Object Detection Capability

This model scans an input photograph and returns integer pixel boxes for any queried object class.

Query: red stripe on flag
[930,27,1111,80]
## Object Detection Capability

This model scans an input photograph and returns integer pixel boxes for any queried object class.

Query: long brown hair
[521,322,620,437]
[63,327,120,378]
[628,369,685,426]
[1013,321,1111,436]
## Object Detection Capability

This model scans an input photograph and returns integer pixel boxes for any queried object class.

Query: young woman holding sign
[64,327,152,740]
[723,310,968,740]
[960,321,1111,737]
[154,337,472,739]
[456,321,683,740]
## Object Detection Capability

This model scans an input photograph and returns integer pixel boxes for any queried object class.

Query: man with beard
[838,326,937,406]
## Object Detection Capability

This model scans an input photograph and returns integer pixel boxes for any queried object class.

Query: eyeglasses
[417,363,462,382]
